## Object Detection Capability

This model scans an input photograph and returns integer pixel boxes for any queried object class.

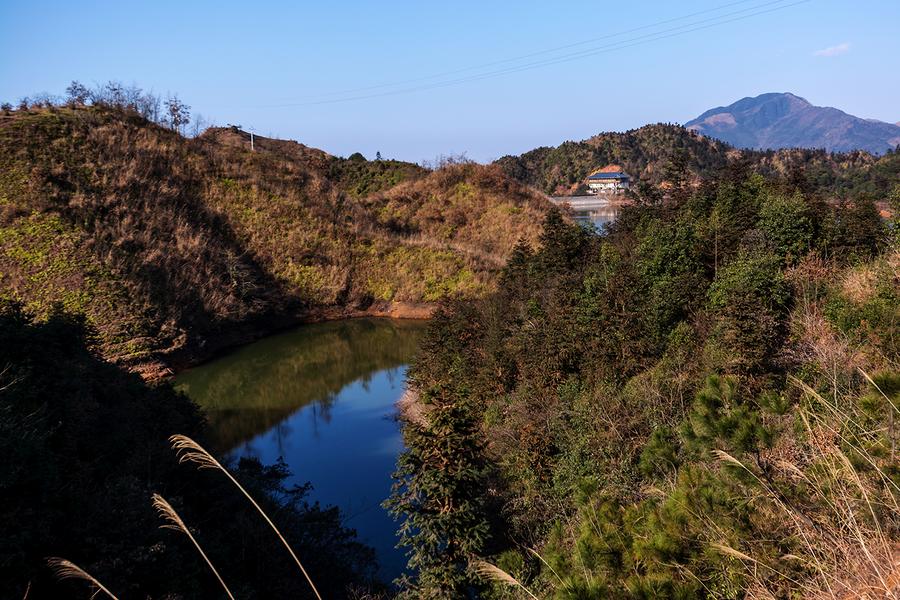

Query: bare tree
[103,81,125,107]
[135,91,161,122]
[189,113,213,137]
[65,81,91,106]
[165,95,191,134]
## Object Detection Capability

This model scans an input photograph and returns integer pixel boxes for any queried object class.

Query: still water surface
[572,206,619,229]
[174,318,427,581]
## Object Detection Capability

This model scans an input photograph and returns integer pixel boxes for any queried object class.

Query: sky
[2,0,898,163]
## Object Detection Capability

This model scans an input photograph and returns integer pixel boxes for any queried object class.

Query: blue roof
[588,172,629,180]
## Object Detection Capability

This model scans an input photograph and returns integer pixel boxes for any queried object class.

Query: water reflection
[572,206,619,230]
[174,318,427,580]
[176,318,426,450]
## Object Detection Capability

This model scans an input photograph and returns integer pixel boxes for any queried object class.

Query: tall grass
[46,558,120,600]
[472,560,540,599]
[169,434,323,600]
[152,493,236,600]
[710,373,900,599]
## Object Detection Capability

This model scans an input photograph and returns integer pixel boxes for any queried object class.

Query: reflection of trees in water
[176,319,426,451]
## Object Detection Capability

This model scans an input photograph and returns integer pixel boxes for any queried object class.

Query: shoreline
[134,300,436,381]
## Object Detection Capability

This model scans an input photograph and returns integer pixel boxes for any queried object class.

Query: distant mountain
[685,93,900,155]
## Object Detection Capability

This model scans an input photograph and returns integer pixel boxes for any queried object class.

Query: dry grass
[46,558,120,600]
[152,493,236,600]
[710,375,900,599]
[471,560,540,600]
[169,434,323,600]
[0,107,554,372]
[842,266,880,305]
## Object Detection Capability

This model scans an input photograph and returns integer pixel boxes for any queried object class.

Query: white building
[586,165,631,194]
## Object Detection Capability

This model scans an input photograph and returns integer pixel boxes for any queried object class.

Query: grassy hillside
[389,170,899,598]
[0,105,550,372]
[496,122,900,199]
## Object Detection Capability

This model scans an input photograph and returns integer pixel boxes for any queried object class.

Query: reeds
[169,434,323,600]
[708,371,900,598]
[152,493,236,600]
[46,558,120,600]
[471,560,540,600]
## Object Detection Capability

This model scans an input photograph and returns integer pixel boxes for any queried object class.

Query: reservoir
[550,195,622,229]
[174,318,428,582]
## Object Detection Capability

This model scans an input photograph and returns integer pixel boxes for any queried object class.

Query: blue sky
[2,0,898,162]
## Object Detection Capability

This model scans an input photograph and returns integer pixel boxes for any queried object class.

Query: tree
[707,252,790,373]
[376,151,382,161]
[164,95,191,134]
[386,384,490,599]
[757,192,813,264]
[102,80,125,106]
[65,80,91,105]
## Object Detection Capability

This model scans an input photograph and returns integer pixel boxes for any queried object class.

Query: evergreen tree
[386,384,490,599]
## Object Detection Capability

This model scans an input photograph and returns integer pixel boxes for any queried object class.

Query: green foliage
[387,386,491,598]
[682,375,772,456]
[707,253,790,373]
[757,192,813,263]
[403,166,897,598]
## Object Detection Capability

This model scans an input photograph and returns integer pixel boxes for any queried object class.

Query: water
[572,207,619,230]
[174,318,427,582]
[549,196,620,230]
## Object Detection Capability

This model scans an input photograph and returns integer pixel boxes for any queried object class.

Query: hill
[495,123,732,196]
[0,105,550,375]
[686,92,900,154]
[495,122,900,200]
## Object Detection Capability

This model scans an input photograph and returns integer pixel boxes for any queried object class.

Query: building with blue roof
[586,165,631,194]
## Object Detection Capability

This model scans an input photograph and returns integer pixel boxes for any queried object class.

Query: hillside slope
[0,106,550,373]
[686,92,900,154]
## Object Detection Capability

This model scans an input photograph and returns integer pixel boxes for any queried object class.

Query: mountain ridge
[685,92,900,154]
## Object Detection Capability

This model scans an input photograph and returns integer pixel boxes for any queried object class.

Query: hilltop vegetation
[496,122,900,200]
[391,168,900,598]
[0,95,549,373]
[496,124,731,195]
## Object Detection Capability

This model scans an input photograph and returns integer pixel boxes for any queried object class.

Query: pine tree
[386,384,490,599]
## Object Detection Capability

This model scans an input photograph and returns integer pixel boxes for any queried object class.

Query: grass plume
[170,434,323,600]
[471,560,540,600]
[46,558,119,600]
[151,493,236,600]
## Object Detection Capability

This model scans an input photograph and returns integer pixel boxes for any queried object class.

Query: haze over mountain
[685,92,900,155]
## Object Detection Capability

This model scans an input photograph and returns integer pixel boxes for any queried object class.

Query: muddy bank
[134,301,436,381]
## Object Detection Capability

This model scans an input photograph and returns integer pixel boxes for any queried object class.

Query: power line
[253,0,810,108]
[280,0,771,102]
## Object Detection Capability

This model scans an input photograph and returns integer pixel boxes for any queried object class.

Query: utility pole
[250,127,255,152]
